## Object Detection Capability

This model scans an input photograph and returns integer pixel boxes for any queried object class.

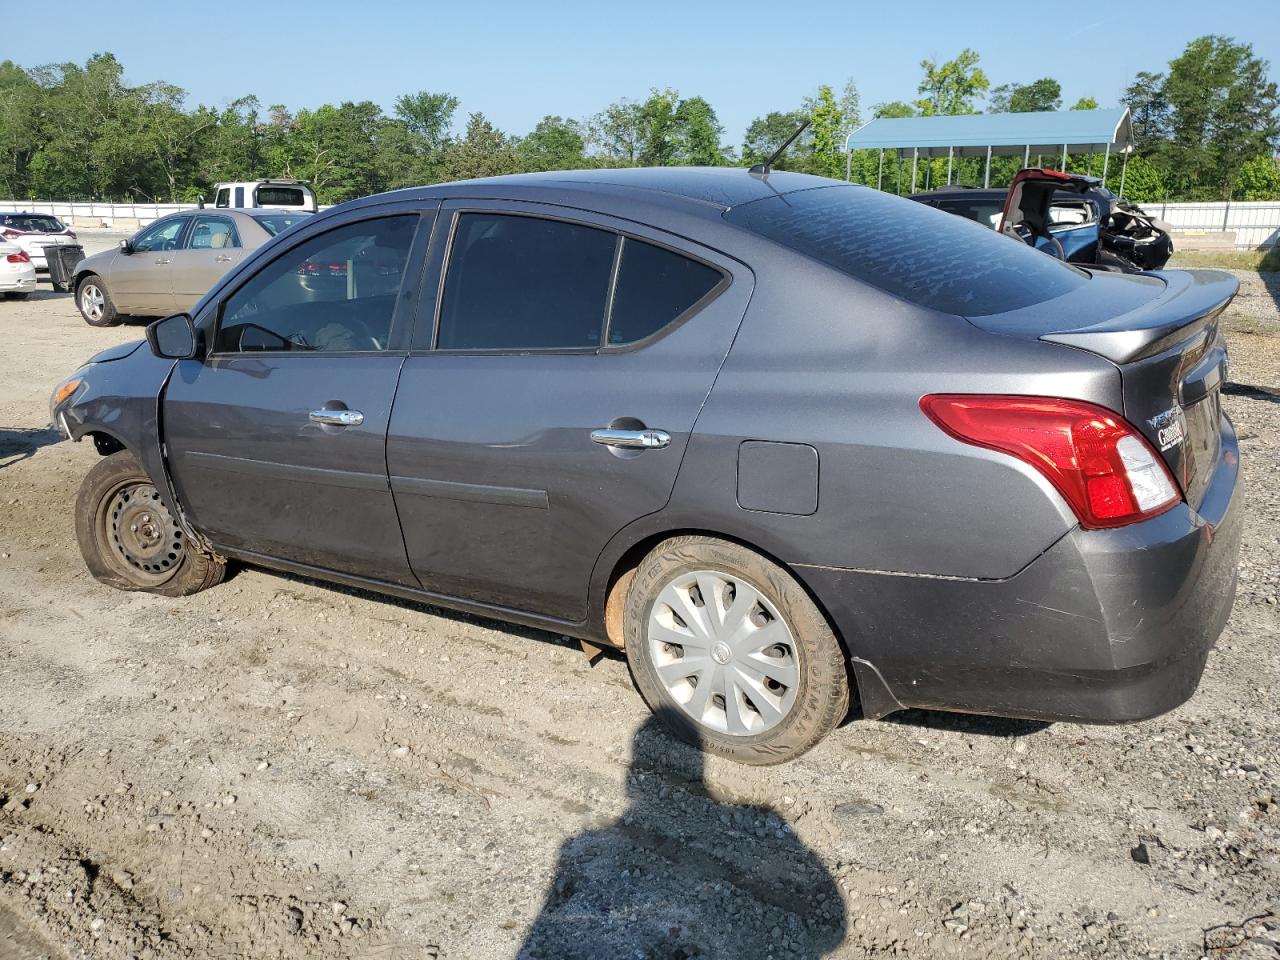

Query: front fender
[57,347,182,525]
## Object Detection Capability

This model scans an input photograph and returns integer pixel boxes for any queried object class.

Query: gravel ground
[0,260,1277,959]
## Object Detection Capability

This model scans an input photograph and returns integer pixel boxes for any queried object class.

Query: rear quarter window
[256,186,306,207]
[726,185,1088,317]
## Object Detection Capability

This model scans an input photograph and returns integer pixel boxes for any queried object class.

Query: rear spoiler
[1039,270,1238,363]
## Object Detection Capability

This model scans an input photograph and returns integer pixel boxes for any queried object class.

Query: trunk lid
[966,268,1238,509]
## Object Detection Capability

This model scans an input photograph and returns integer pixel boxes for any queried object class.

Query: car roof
[354,167,840,214]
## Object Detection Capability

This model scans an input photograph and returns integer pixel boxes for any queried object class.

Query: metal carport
[843,108,1133,192]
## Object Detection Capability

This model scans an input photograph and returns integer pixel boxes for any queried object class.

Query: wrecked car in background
[911,169,1173,272]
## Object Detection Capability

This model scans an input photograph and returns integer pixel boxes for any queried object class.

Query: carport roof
[844,108,1131,158]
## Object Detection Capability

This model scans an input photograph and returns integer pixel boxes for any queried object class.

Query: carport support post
[846,146,852,182]
[983,145,991,188]
[1101,143,1111,187]
[910,148,919,193]
[877,149,884,191]
[1119,151,1129,197]
[1061,143,1068,171]
[946,147,953,185]
[1023,144,1030,169]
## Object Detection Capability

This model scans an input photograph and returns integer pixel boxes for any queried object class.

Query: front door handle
[590,428,671,449]
[215,254,233,263]
[309,409,364,426]
[154,258,172,265]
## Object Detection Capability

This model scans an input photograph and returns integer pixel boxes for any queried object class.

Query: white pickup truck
[208,179,317,212]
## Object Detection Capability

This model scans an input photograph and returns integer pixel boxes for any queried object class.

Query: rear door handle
[309,409,365,426]
[215,254,232,263]
[590,428,671,449]
[154,258,171,265]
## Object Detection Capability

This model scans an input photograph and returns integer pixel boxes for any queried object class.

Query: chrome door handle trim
[309,409,364,426]
[590,428,671,449]
[154,258,171,264]
[215,254,232,262]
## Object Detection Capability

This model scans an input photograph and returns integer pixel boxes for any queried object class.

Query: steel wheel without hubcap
[99,480,185,585]
[647,569,800,737]
[80,283,105,322]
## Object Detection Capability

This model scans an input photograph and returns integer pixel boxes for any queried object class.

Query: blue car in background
[911,169,1173,272]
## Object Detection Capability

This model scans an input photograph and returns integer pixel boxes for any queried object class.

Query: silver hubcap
[647,570,800,737]
[81,284,104,321]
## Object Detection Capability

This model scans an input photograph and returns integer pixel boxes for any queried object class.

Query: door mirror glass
[119,238,133,255]
[146,314,199,359]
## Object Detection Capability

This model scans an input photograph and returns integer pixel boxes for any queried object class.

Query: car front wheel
[624,536,849,765]
[75,451,224,596]
[76,275,120,326]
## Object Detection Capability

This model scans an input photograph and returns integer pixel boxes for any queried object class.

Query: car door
[162,207,434,584]
[109,216,189,313]
[168,214,248,311]
[386,202,752,620]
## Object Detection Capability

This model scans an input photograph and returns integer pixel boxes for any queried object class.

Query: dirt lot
[1,255,1278,959]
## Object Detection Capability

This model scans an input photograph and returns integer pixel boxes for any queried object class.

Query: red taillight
[6,250,30,264]
[920,394,1181,529]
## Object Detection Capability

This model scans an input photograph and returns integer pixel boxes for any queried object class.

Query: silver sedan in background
[72,209,311,326]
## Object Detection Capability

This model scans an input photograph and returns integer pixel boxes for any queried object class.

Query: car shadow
[516,708,847,959]
[878,707,1050,738]
[1223,381,1280,405]
[0,426,62,470]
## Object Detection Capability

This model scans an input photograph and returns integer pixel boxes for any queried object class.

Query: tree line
[0,34,1275,206]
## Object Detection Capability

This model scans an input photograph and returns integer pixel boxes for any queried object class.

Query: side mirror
[146,314,200,360]
[119,238,133,255]
[197,197,206,209]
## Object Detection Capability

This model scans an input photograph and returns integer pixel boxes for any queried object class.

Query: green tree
[1070,96,1099,110]
[741,110,807,168]
[439,112,521,182]
[1161,35,1279,199]
[674,96,727,165]
[989,78,1061,113]
[1115,153,1167,203]
[637,88,681,166]
[873,100,915,118]
[289,101,385,202]
[588,98,644,164]
[915,49,988,116]
[517,115,586,171]
[806,84,846,178]
[393,91,458,151]
[1234,154,1280,200]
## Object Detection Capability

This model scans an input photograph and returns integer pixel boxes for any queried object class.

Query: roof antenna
[750,118,811,177]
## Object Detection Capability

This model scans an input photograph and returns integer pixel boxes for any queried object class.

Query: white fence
[5,197,1279,248]
[1126,201,1279,249]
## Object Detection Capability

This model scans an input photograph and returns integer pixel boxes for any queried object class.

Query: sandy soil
[0,262,1277,959]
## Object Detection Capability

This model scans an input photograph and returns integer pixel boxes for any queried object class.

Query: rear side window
[607,239,723,345]
[215,215,417,353]
[437,214,616,350]
[187,216,240,249]
[254,213,310,236]
[726,185,1087,317]
[214,188,230,208]
[256,186,306,207]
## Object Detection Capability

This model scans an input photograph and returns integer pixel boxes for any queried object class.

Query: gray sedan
[50,168,1240,764]
[73,209,310,326]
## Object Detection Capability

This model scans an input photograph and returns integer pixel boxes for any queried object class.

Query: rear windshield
[724,185,1088,317]
[2,214,66,233]
[255,186,306,207]
[253,213,311,236]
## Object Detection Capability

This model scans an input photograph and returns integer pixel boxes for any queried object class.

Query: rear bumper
[796,416,1241,724]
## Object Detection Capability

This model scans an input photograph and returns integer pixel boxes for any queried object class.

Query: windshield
[2,214,66,233]
[253,213,312,236]
[725,185,1089,317]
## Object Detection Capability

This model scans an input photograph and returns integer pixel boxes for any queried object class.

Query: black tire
[624,536,849,765]
[76,274,120,326]
[75,450,224,597]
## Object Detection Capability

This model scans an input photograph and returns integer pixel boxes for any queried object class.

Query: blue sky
[3,0,1277,146]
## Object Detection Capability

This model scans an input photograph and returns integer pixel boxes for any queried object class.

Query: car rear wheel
[76,275,119,326]
[75,451,225,596]
[624,536,848,765]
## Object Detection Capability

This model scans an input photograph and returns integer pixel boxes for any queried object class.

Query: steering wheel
[1014,220,1066,261]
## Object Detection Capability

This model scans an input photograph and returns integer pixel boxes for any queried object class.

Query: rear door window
[187,216,240,249]
[436,213,616,350]
[726,185,1087,317]
[215,215,417,353]
[606,239,724,345]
